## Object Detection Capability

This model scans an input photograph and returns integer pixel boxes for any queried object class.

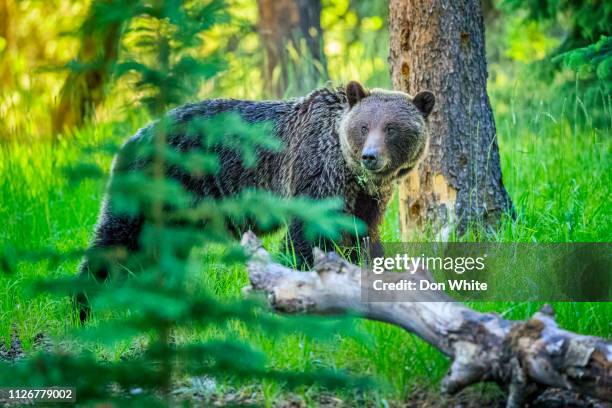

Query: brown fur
[76,81,435,321]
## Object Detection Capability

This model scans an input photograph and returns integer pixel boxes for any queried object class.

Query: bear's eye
[360,125,368,136]
[385,125,397,135]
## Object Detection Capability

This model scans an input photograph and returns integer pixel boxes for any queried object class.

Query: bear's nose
[361,148,380,170]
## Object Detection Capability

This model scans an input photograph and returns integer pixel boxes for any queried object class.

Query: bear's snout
[361,146,387,172]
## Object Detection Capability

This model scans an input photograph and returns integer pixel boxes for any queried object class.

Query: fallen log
[240,232,612,408]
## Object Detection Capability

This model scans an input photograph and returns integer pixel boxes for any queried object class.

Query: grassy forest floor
[0,80,611,406]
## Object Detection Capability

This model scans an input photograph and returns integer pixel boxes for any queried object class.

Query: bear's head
[339,81,435,182]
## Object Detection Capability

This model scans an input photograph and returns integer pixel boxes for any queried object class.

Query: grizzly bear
[76,81,434,321]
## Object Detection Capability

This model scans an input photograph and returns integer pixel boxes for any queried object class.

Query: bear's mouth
[361,161,389,174]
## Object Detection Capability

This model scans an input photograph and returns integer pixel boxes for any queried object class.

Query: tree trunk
[0,0,11,50]
[295,0,326,75]
[257,0,326,98]
[0,0,14,87]
[389,0,513,239]
[51,1,122,137]
[241,232,612,408]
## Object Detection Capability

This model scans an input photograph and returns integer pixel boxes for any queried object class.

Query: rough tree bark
[257,0,326,97]
[389,0,513,239]
[241,232,612,408]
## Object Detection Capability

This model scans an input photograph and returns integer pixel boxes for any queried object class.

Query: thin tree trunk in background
[257,0,326,98]
[257,0,299,98]
[389,0,513,239]
[481,0,500,26]
[51,1,122,137]
[0,0,14,87]
[295,0,327,75]
[0,0,10,47]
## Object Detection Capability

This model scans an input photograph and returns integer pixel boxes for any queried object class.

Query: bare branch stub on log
[240,231,612,408]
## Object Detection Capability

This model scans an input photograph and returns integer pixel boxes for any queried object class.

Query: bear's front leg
[284,220,336,268]
[340,225,383,265]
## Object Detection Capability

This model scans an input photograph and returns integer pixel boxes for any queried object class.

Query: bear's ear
[413,91,435,119]
[346,81,368,108]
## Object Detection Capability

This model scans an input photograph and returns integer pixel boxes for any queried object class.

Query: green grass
[0,88,610,405]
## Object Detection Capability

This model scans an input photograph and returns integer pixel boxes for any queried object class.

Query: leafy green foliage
[0,0,366,404]
[501,0,612,52]
[494,1,611,126]
[556,36,612,83]
[112,0,228,114]
[499,0,611,80]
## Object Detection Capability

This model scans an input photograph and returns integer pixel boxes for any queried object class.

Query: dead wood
[241,232,612,408]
